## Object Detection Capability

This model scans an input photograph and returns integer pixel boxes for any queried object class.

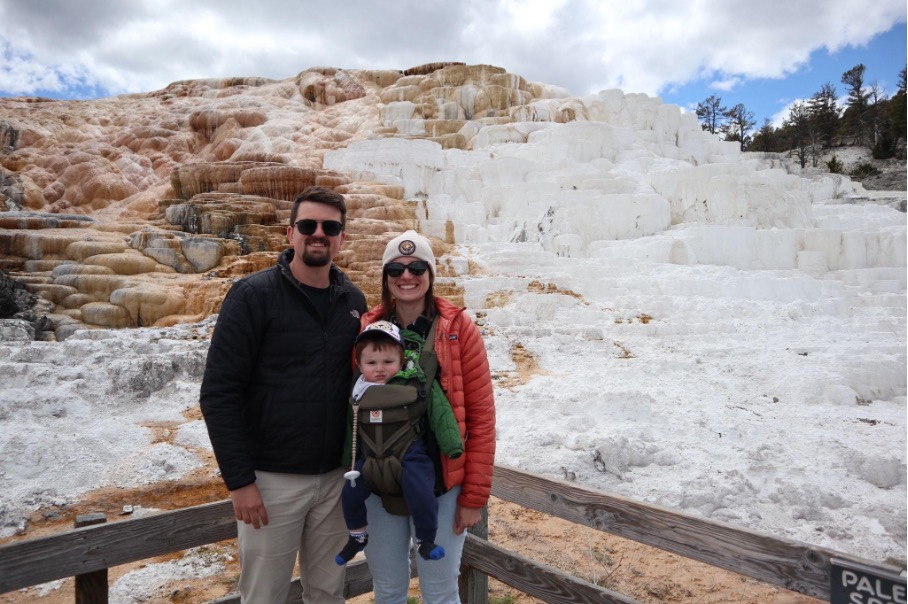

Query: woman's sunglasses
[384,261,430,277]
[295,219,344,237]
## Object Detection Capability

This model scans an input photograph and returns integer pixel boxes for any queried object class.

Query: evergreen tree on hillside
[696,94,726,134]
[807,82,839,148]
[742,62,903,165]
[841,64,870,145]
[784,102,815,168]
[880,64,906,159]
[749,118,780,152]
[866,81,888,153]
[722,103,757,151]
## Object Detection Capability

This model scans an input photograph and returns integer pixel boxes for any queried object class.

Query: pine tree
[784,103,814,168]
[807,82,839,148]
[749,118,778,152]
[696,95,726,134]
[881,64,906,159]
[841,64,869,145]
[722,103,756,151]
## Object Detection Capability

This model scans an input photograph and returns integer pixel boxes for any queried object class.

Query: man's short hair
[290,186,347,227]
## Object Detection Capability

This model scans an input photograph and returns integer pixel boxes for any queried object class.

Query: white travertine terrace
[0,63,903,339]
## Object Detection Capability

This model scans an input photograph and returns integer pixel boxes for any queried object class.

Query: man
[200,186,366,603]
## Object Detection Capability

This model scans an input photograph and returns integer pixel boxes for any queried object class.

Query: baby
[335,321,449,565]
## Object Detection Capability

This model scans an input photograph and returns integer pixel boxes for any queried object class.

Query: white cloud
[769,100,800,128]
[710,76,743,92]
[502,0,568,33]
[0,0,904,98]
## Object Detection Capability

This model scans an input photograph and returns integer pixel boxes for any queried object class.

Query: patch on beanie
[398,239,416,255]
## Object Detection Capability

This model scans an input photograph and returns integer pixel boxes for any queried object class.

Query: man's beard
[302,238,331,267]
[303,252,330,267]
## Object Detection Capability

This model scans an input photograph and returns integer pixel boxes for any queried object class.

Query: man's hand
[230,483,269,529]
[453,505,482,535]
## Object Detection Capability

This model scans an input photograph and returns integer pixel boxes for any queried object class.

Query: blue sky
[1,1,905,131]
[662,24,906,127]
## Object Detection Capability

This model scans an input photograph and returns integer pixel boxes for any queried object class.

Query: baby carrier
[346,322,440,516]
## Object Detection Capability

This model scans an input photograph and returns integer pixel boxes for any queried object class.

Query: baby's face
[358,343,403,383]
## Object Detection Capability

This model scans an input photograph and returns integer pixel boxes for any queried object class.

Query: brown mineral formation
[0,63,547,338]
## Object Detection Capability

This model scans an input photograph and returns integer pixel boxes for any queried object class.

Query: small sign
[831,558,906,604]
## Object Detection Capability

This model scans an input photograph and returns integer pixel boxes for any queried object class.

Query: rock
[860,168,907,192]
[170,162,274,200]
[83,251,174,275]
[0,318,34,341]
[80,301,133,328]
[66,240,129,261]
[179,238,225,272]
[0,270,40,318]
[239,166,320,200]
[109,285,186,327]
[296,67,367,106]
[814,147,907,195]
[163,195,278,237]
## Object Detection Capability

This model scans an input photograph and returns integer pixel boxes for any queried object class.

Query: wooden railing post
[459,504,489,604]
[74,513,108,604]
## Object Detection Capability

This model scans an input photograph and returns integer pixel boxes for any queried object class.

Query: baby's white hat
[355,320,403,347]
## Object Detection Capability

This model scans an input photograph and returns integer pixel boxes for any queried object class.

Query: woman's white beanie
[381,230,436,277]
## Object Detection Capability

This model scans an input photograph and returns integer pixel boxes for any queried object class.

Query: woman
[360,229,496,603]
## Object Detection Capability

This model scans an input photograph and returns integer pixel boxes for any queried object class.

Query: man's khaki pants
[237,469,347,603]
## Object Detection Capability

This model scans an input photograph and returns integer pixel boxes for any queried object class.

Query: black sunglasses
[295,219,343,237]
[384,261,430,277]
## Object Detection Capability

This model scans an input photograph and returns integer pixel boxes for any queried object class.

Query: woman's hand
[453,504,482,535]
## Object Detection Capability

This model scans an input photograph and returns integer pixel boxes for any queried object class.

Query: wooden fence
[0,465,904,603]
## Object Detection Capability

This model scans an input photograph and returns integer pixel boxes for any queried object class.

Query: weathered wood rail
[0,465,903,603]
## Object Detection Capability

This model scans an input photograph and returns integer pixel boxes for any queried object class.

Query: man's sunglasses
[294,219,344,237]
[384,261,430,277]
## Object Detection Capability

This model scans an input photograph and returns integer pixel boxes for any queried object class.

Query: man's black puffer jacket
[200,249,367,491]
